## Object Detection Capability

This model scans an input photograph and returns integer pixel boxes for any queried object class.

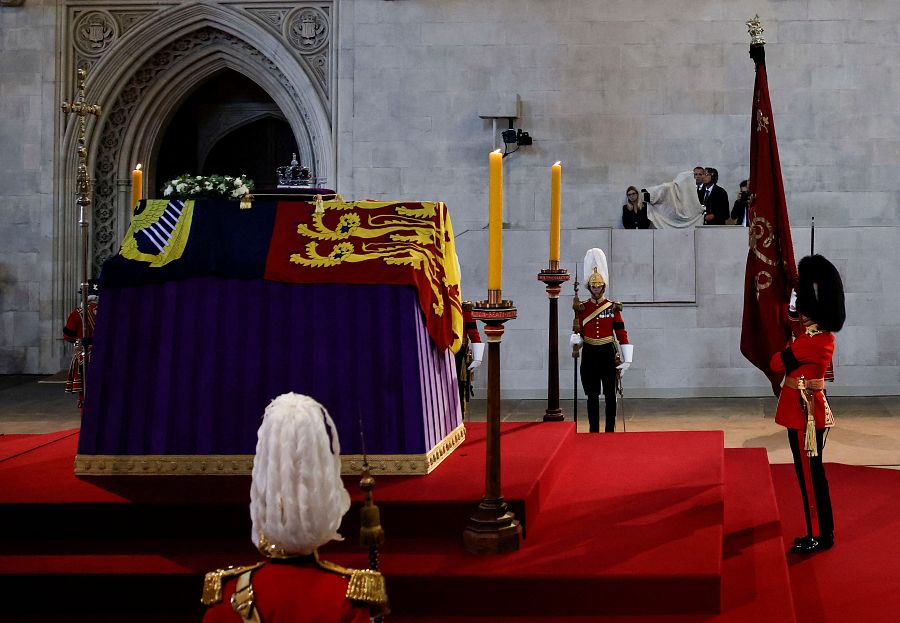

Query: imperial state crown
[276,153,313,188]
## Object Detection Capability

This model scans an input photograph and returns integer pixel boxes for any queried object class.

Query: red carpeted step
[385,448,796,623]
[325,430,727,617]
[772,463,900,623]
[0,423,572,545]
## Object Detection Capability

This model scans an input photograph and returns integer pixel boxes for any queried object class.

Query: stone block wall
[337,0,900,395]
[0,0,898,399]
[0,0,57,373]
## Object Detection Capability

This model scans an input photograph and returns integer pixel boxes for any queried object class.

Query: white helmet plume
[583,248,609,292]
[250,393,351,556]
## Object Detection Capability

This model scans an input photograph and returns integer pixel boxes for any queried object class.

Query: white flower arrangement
[161,174,255,200]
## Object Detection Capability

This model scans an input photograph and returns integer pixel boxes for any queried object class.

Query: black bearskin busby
[795,254,845,332]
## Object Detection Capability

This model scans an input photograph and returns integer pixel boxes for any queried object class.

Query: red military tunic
[770,327,835,430]
[62,301,97,398]
[576,298,629,346]
[202,559,372,623]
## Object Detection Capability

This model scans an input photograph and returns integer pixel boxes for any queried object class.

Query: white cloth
[644,171,706,228]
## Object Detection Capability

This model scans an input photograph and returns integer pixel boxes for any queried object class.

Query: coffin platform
[76,279,463,475]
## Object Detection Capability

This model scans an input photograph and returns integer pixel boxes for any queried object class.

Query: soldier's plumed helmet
[795,254,845,333]
[250,393,351,556]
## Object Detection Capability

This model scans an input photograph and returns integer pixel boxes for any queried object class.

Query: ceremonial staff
[810,216,815,255]
[358,424,386,622]
[571,263,580,424]
[61,69,101,398]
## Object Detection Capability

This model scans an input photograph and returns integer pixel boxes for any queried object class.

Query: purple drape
[78,278,461,457]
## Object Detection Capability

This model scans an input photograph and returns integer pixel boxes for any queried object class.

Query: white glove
[616,344,634,374]
[569,333,583,346]
[788,289,797,313]
[468,342,485,370]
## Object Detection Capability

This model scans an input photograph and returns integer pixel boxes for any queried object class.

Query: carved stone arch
[56,3,334,317]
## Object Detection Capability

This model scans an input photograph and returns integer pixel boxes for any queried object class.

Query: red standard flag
[741,43,798,395]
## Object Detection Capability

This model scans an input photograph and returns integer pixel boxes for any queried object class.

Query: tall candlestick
[131,164,143,209]
[487,149,503,291]
[550,161,561,263]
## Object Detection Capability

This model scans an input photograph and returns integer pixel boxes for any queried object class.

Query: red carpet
[2,426,897,621]
[772,463,900,623]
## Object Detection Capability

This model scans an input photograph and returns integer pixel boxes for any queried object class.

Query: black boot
[791,533,834,554]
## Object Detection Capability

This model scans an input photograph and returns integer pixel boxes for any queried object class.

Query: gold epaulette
[316,556,389,616]
[346,569,390,616]
[201,562,266,606]
[612,300,624,312]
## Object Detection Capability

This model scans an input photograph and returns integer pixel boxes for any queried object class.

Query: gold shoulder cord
[231,569,262,623]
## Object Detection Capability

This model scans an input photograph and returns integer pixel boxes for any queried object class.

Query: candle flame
[135,163,142,170]
[491,149,502,155]
[553,161,561,167]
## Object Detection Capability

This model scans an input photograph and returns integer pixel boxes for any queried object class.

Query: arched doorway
[153,70,297,193]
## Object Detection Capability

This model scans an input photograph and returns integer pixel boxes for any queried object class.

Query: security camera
[501,129,518,145]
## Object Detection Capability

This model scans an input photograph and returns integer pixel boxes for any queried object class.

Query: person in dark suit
[701,167,730,225]
[693,166,706,203]
[730,179,751,226]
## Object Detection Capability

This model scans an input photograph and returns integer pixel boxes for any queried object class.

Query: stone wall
[1,0,898,398]
[0,0,57,372]
[336,0,900,396]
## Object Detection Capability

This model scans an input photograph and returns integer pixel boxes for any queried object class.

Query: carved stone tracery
[89,26,322,269]
[57,1,336,314]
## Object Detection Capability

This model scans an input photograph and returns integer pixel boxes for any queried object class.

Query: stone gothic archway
[55,2,335,344]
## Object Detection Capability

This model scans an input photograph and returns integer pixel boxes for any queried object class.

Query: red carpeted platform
[8,426,897,621]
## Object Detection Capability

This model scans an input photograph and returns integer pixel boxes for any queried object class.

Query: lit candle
[131,164,143,209]
[550,161,561,263]
[488,149,503,291]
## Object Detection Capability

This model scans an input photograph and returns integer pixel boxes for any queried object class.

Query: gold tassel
[314,194,324,214]
[805,415,818,457]
[797,378,818,457]
[239,193,253,210]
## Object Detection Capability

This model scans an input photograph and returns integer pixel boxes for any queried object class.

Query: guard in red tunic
[770,255,845,554]
[201,394,388,622]
[570,249,633,433]
[62,281,98,409]
[455,300,484,418]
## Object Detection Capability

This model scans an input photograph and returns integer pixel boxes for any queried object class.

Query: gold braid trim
[201,562,266,606]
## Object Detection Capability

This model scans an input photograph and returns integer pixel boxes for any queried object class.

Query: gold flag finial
[747,15,766,46]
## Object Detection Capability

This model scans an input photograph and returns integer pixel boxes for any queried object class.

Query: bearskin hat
[795,254,845,332]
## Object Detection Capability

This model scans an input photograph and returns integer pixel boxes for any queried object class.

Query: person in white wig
[571,249,634,432]
[201,393,387,623]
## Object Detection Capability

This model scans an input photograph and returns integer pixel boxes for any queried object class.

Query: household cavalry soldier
[62,280,99,409]
[570,248,634,433]
[770,255,845,554]
[201,393,388,623]
[455,300,484,418]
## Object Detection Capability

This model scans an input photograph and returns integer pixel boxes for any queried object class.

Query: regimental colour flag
[740,44,798,395]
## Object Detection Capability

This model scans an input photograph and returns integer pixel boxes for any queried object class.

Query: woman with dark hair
[621,186,650,229]
[770,255,845,554]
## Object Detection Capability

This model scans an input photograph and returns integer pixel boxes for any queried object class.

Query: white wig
[250,393,351,555]
[583,248,610,291]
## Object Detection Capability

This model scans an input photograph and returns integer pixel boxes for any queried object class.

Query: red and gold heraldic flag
[741,49,798,395]
[264,199,464,353]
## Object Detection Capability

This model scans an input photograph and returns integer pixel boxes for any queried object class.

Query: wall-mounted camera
[500,128,532,157]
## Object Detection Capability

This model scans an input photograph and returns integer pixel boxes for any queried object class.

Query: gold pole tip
[747,15,766,46]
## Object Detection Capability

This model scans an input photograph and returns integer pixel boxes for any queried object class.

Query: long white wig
[250,393,351,555]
